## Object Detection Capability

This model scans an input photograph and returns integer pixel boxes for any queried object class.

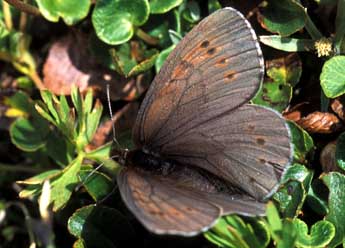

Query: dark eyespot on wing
[200,40,210,48]
[207,47,217,55]
[256,138,265,145]
[225,71,237,80]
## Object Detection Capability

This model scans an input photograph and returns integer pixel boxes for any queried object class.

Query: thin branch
[4,0,41,16]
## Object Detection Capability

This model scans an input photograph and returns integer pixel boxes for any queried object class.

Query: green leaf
[253,54,302,111]
[208,0,222,13]
[181,1,200,23]
[293,219,335,248]
[73,239,85,248]
[281,163,313,192]
[259,36,314,52]
[320,56,345,98]
[84,142,112,162]
[50,158,82,211]
[92,0,150,45]
[335,0,345,51]
[260,0,306,36]
[155,45,175,73]
[128,53,158,77]
[306,179,329,216]
[85,100,103,143]
[149,0,183,14]
[205,215,269,248]
[68,205,135,248]
[274,180,305,218]
[78,170,114,202]
[142,11,178,47]
[252,80,292,112]
[274,164,313,217]
[322,172,345,247]
[17,169,61,198]
[10,117,49,151]
[17,169,61,185]
[287,121,314,164]
[36,0,91,25]
[335,131,345,171]
[266,203,297,248]
[110,43,158,77]
[46,131,74,166]
[266,201,282,234]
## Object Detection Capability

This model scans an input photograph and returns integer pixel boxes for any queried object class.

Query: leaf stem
[136,28,159,46]
[335,0,345,53]
[29,69,45,90]
[4,0,41,16]
[304,10,323,40]
[0,163,44,173]
[19,0,28,32]
[3,1,13,30]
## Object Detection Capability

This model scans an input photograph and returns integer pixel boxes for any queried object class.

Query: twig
[4,0,41,16]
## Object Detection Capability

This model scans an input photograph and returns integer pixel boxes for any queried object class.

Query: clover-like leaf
[259,0,306,36]
[10,117,48,151]
[8,92,50,151]
[36,0,91,25]
[293,218,335,248]
[320,56,345,98]
[149,0,183,14]
[68,205,135,248]
[322,172,345,247]
[92,0,150,45]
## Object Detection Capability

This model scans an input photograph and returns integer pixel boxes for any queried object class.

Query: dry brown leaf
[43,35,148,101]
[284,103,343,133]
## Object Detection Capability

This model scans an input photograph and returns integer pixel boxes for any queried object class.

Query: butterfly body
[116,7,293,236]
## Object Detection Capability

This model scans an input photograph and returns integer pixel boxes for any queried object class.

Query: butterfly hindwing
[159,104,292,200]
[117,167,221,236]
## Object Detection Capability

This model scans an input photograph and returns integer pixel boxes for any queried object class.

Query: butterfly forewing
[133,7,264,148]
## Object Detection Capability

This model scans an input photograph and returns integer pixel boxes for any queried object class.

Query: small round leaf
[149,0,183,14]
[293,219,335,248]
[36,0,91,25]
[320,56,345,98]
[92,0,150,45]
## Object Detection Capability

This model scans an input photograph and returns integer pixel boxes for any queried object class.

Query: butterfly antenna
[75,155,119,191]
[106,84,121,149]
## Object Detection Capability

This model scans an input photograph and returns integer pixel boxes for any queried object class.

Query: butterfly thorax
[124,149,246,196]
[125,149,176,176]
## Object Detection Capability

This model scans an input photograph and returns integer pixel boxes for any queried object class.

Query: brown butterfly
[115,7,292,236]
